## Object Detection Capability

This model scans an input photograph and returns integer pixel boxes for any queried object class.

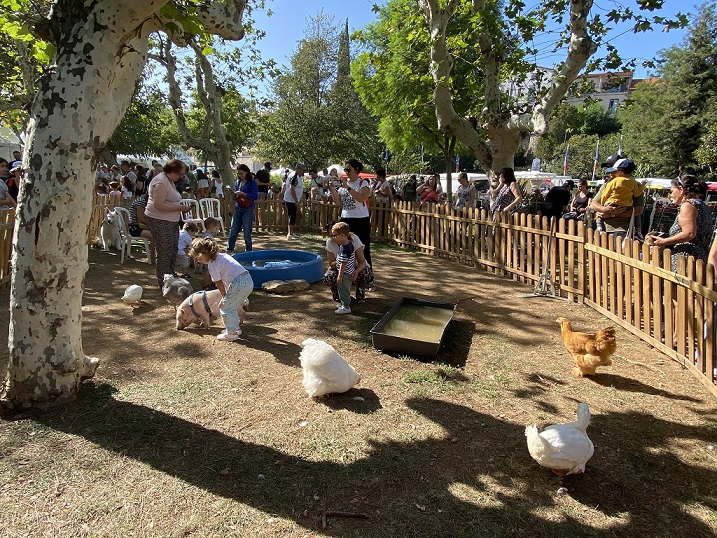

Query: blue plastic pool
[233,250,324,289]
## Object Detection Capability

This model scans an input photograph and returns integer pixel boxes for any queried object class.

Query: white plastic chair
[179,199,205,233]
[198,197,226,236]
[114,207,152,264]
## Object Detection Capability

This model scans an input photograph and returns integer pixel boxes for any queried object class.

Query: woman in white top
[373,168,392,204]
[327,159,373,269]
[121,175,134,200]
[145,159,193,287]
[211,170,224,199]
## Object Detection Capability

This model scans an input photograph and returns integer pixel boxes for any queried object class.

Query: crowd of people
[6,146,717,328]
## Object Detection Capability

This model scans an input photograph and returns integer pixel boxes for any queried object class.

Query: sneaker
[217,329,242,341]
[287,234,299,240]
[335,306,351,315]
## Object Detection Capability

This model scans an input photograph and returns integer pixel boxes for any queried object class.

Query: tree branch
[418,0,492,168]
[528,0,597,134]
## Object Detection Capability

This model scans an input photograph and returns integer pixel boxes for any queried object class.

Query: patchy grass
[402,363,465,393]
[1,237,716,537]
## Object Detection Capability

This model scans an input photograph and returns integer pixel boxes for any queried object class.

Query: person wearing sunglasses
[327,159,373,270]
[645,175,711,271]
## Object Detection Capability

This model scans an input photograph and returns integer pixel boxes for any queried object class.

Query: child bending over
[190,237,253,341]
[330,222,355,315]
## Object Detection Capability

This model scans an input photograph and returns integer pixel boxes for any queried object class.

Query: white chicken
[121,285,143,308]
[299,338,361,398]
[525,402,595,475]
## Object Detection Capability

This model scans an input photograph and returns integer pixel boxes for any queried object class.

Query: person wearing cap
[590,155,645,238]
[600,158,645,210]
[281,163,305,239]
[601,153,623,170]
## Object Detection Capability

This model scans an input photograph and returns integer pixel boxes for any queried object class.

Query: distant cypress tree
[328,19,383,168]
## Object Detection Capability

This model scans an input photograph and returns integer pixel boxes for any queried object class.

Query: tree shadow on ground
[245,324,303,366]
[28,383,717,537]
[586,373,701,402]
[318,387,382,414]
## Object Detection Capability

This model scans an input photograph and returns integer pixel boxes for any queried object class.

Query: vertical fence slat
[676,254,687,357]
[664,249,675,350]
[632,238,643,332]
[695,261,706,376]
[613,236,629,319]
[600,233,609,309]
[706,264,716,384]
[651,245,663,343]
[686,256,696,365]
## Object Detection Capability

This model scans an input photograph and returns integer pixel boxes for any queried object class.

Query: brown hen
[556,317,616,377]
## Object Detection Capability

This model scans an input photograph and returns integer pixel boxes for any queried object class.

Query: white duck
[525,402,595,475]
[121,285,143,308]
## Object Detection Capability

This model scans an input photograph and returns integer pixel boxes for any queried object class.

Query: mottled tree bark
[2,0,246,409]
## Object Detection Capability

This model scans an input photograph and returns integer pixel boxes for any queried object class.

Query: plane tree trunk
[1,0,246,410]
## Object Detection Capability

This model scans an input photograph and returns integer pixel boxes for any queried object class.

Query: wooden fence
[0,209,13,290]
[2,197,715,396]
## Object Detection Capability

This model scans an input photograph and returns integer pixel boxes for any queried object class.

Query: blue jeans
[221,272,253,333]
[228,205,254,252]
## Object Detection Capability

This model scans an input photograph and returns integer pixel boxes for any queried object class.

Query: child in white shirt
[190,237,253,341]
[176,222,198,277]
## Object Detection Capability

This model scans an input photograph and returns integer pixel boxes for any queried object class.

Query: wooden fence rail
[1,197,715,396]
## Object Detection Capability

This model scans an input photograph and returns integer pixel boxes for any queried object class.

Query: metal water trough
[370,297,457,358]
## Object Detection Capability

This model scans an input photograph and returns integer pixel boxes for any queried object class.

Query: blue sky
[253,0,691,78]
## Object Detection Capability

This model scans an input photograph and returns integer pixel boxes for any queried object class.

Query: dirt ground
[1,230,716,537]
